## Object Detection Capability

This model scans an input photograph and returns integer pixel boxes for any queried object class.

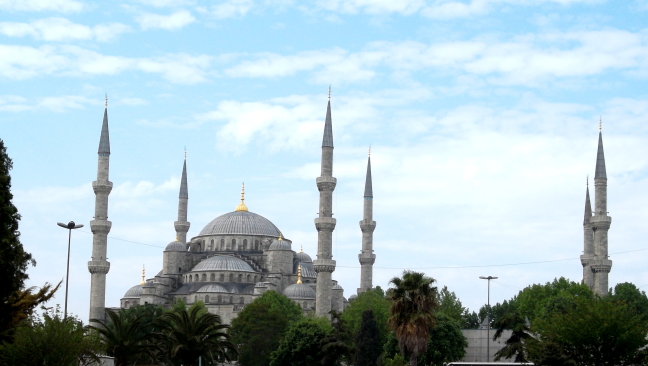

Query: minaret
[174,152,190,243]
[580,178,594,289]
[590,122,612,296]
[88,96,112,324]
[314,88,337,318]
[358,150,376,294]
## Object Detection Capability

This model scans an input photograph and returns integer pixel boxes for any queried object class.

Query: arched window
[194,295,198,303]
[210,239,214,251]
[243,239,248,250]
[195,274,199,282]
[254,275,258,282]
[183,297,187,303]
[205,295,210,304]
[240,297,244,304]
[210,273,215,281]
[229,273,233,282]
[219,274,224,282]
[220,239,225,250]
[302,301,307,309]
[202,274,207,281]
[218,295,222,303]
[231,239,236,250]
[238,274,242,282]
[229,296,233,304]
[246,274,251,282]
[255,240,259,250]
[188,275,192,283]
[179,267,182,273]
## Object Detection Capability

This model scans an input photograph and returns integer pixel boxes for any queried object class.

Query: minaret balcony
[316,176,337,191]
[174,221,190,232]
[359,220,376,232]
[358,253,376,265]
[88,260,110,274]
[580,253,595,266]
[313,259,336,273]
[92,181,113,194]
[590,215,612,229]
[90,219,112,234]
[590,258,612,273]
[314,217,336,232]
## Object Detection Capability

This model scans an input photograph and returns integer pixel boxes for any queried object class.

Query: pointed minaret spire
[141,265,145,285]
[584,177,592,223]
[174,152,191,244]
[89,100,113,325]
[314,89,337,318]
[358,150,376,294]
[595,129,607,180]
[581,177,594,289]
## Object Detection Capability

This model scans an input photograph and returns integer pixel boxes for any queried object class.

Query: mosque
[87,94,377,324]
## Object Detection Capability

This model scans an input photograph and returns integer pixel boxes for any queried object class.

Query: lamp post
[479,275,498,361]
[57,221,83,319]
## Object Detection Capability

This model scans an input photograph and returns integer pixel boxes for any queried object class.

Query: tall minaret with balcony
[590,124,612,296]
[580,178,594,289]
[358,151,376,294]
[88,97,112,323]
[174,152,190,244]
[314,89,337,318]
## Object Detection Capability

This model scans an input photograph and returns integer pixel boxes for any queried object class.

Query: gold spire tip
[175,235,179,242]
[278,233,283,241]
[297,265,302,284]
[235,182,248,211]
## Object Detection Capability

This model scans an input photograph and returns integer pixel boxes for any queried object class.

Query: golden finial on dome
[297,265,302,284]
[235,183,248,212]
[300,245,303,253]
[278,233,283,241]
[175,235,179,242]
[141,265,145,285]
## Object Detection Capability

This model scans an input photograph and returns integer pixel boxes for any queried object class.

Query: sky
[2,0,648,323]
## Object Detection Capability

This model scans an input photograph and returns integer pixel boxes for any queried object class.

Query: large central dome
[198,211,282,237]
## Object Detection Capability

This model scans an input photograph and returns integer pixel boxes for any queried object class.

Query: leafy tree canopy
[609,282,648,322]
[269,317,331,366]
[513,277,592,322]
[420,313,467,366]
[228,290,302,366]
[321,311,355,366]
[341,287,390,345]
[355,310,382,366]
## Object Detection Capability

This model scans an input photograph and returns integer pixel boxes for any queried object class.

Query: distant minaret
[358,150,376,294]
[590,122,612,296]
[174,152,190,243]
[314,88,337,318]
[580,178,594,289]
[88,96,112,324]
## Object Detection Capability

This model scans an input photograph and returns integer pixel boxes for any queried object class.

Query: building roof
[197,284,229,293]
[165,240,186,252]
[123,284,143,298]
[198,210,281,237]
[268,236,291,251]
[284,283,316,299]
[296,248,312,263]
[192,255,256,272]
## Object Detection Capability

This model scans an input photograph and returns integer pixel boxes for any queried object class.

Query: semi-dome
[192,255,255,272]
[332,283,344,290]
[198,211,281,237]
[197,284,229,293]
[284,283,316,299]
[123,284,143,298]
[269,236,291,251]
[165,240,186,252]
[296,250,312,263]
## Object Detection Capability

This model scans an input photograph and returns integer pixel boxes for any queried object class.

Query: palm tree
[91,310,157,366]
[493,311,532,362]
[155,305,238,366]
[387,271,438,366]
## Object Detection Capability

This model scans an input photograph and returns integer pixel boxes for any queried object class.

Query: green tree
[228,290,302,366]
[610,282,648,321]
[514,277,592,322]
[462,311,480,329]
[0,307,102,366]
[91,309,158,366]
[321,311,355,366]
[529,296,648,366]
[436,286,466,323]
[420,313,466,366]
[0,139,36,341]
[156,305,236,366]
[387,271,439,366]
[269,317,331,366]
[355,310,382,366]
[341,287,390,345]
[493,310,531,362]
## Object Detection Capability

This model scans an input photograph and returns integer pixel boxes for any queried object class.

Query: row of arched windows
[206,238,261,251]
[194,295,245,304]
[184,273,262,283]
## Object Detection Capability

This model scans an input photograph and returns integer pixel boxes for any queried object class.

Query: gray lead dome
[123,284,143,298]
[192,255,255,272]
[165,241,186,251]
[198,211,282,237]
[284,283,316,299]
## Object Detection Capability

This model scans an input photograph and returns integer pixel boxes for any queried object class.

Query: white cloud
[137,10,196,30]
[0,18,131,42]
[316,0,426,14]
[137,0,195,6]
[0,0,83,12]
[210,0,254,18]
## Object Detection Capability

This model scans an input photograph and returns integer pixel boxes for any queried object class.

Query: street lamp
[57,221,84,319]
[479,275,498,361]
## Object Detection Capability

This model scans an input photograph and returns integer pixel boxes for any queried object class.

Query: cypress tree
[356,309,382,366]
[0,139,34,335]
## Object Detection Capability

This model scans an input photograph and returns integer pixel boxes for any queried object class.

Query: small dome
[349,294,357,301]
[197,284,229,293]
[269,236,291,251]
[284,283,316,299]
[296,251,312,263]
[123,284,143,298]
[255,282,267,288]
[192,255,255,272]
[332,283,343,290]
[165,240,186,252]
